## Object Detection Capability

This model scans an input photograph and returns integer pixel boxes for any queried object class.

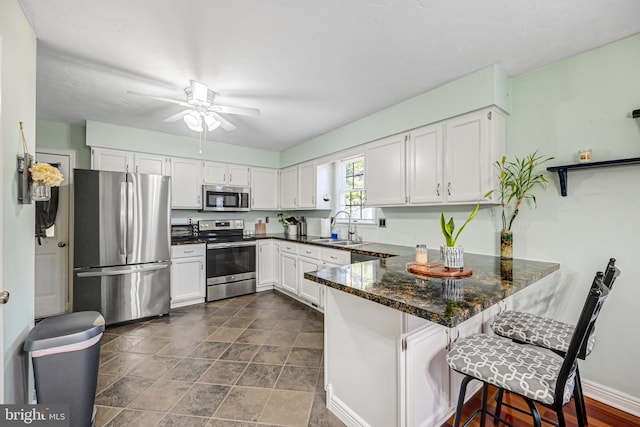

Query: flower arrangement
[29,162,64,186]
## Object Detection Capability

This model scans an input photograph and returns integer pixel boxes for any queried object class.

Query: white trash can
[24,311,105,427]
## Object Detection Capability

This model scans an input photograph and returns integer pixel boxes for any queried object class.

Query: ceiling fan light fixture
[183,110,203,132]
[185,80,214,107]
[204,114,221,132]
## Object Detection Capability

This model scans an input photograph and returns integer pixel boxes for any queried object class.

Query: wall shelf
[547,157,640,196]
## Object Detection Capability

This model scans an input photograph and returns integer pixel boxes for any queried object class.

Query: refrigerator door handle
[126,180,134,258]
[76,263,169,278]
[119,181,127,256]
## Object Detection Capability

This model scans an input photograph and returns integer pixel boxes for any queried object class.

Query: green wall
[36,120,90,168]
[1,0,37,403]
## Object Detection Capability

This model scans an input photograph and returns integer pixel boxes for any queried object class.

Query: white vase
[440,245,464,270]
[286,224,297,236]
[31,181,51,201]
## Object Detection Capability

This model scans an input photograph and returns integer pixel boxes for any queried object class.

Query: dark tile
[206,419,256,427]
[214,306,242,317]
[101,333,119,344]
[247,317,280,330]
[259,389,314,427]
[275,319,305,332]
[286,348,323,367]
[95,376,156,408]
[126,336,171,353]
[99,350,118,366]
[293,332,323,349]
[165,358,213,382]
[235,328,270,344]
[127,354,181,379]
[101,335,145,353]
[309,393,346,427]
[99,352,148,376]
[204,316,229,327]
[219,343,260,362]
[128,379,192,412]
[157,414,210,427]
[234,307,261,318]
[223,316,254,328]
[104,409,164,427]
[96,373,119,394]
[264,330,298,346]
[252,345,291,364]
[301,319,324,333]
[188,341,230,359]
[170,383,231,417]
[95,405,121,426]
[275,366,319,392]
[156,339,201,357]
[198,360,247,385]
[206,327,245,342]
[236,363,282,388]
[213,386,271,422]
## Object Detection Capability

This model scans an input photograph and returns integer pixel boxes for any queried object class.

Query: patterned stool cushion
[446,334,576,405]
[491,311,595,357]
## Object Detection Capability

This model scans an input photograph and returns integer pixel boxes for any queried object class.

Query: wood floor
[442,385,640,427]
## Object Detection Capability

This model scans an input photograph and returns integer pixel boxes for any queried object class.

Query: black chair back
[555,272,609,406]
[603,258,620,289]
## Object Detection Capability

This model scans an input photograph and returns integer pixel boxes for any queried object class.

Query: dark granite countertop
[254,233,415,258]
[304,249,559,328]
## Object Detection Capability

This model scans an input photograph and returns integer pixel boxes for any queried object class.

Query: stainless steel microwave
[201,185,251,212]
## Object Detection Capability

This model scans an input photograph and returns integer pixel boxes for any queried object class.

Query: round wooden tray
[406,262,473,278]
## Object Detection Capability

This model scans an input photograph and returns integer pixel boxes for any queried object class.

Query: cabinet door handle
[330,255,337,260]
[135,166,139,173]
[447,182,452,196]
[305,250,312,254]
[252,198,255,206]
[184,250,194,254]
[294,197,297,206]
[436,183,441,196]
[312,196,315,204]
[200,262,204,270]
[229,174,232,182]
[405,196,408,203]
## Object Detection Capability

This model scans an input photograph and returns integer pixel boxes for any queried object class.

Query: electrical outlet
[187,217,192,225]
[379,218,386,228]
[265,216,269,223]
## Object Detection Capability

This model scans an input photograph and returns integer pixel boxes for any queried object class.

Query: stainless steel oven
[198,219,256,301]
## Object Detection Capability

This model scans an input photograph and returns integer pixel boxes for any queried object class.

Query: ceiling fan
[129,80,260,133]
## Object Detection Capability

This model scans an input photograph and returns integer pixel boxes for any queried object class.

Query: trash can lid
[24,311,105,352]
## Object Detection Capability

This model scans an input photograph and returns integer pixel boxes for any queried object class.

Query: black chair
[491,258,620,426]
[446,272,610,427]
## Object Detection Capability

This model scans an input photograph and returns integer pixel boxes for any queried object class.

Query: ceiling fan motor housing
[185,80,214,107]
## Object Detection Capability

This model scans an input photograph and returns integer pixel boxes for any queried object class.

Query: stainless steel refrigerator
[72,169,171,325]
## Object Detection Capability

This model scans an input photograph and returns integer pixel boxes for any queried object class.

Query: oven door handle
[206,241,257,250]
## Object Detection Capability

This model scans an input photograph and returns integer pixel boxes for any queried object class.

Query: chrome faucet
[331,210,354,241]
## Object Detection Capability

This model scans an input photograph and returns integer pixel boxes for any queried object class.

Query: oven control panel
[199,219,244,231]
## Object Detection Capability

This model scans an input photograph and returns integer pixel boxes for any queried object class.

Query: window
[336,156,375,224]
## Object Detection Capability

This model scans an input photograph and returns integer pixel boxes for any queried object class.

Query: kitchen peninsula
[304,249,560,427]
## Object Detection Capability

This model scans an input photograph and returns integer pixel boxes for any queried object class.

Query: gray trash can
[24,311,105,427]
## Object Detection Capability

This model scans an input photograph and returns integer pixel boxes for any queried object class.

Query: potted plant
[495,151,553,259]
[277,213,297,236]
[440,191,492,270]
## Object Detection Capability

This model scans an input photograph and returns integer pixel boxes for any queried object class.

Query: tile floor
[95,290,346,427]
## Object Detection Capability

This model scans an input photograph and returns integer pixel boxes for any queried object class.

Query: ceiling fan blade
[209,104,261,117]
[163,109,192,122]
[210,112,236,131]
[127,91,190,107]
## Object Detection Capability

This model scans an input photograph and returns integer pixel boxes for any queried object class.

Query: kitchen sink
[311,238,369,248]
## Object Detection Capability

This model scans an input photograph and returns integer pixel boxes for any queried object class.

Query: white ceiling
[18,0,640,152]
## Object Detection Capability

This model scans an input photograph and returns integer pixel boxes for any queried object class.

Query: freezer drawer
[73,262,170,325]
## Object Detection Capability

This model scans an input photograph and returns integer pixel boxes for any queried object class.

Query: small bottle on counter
[415,244,428,265]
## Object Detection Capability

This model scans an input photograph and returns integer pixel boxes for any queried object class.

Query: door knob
[58,242,67,247]
[0,291,9,304]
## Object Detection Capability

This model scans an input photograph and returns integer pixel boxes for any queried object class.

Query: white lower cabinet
[280,252,298,295]
[257,240,275,291]
[299,256,323,309]
[170,244,206,308]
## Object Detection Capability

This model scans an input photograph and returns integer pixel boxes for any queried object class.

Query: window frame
[335,155,376,225]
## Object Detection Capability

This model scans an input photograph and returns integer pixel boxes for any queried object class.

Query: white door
[34,151,72,318]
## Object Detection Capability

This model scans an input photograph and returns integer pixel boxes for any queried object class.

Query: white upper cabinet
[203,161,251,187]
[364,134,407,206]
[365,106,505,207]
[407,123,444,204]
[251,167,279,210]
[134,153,170,175]
[171,158,202,209]
[297,163,317,209]
[92,148,170,175]
[91,147,132,172]
[280,166,298,209]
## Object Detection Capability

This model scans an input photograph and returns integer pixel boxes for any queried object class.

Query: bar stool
[491,258,619,426]
[446,272,610,427]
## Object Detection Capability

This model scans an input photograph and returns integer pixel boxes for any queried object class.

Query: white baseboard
[583,379,640,418]
[326,385,371,427]
[256,283,274,292]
